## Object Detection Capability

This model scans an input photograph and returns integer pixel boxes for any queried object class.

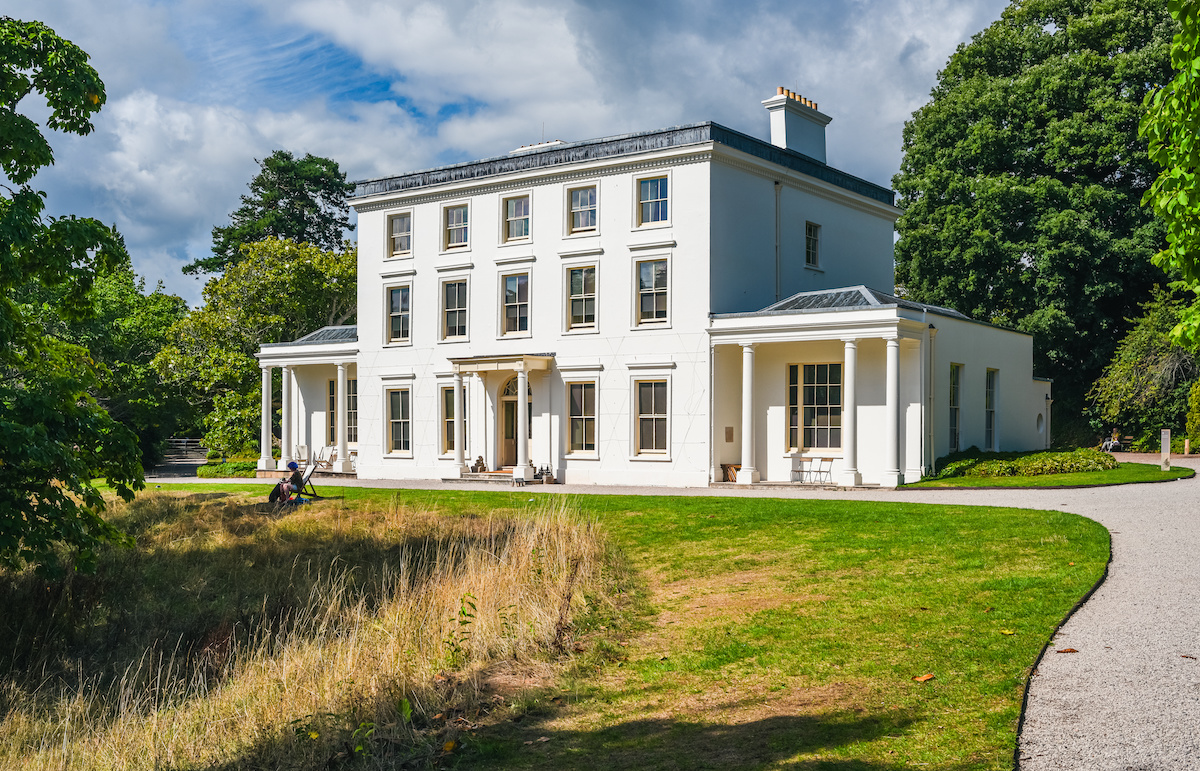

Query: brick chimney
[761,86,831,163]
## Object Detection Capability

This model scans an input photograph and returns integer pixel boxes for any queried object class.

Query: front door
[501,399,517,467]
[498,376,532,468]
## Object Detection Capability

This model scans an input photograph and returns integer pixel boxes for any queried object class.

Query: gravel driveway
[148,456,1200,766]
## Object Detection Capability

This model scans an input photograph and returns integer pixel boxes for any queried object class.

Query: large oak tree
[894,0,1177,419]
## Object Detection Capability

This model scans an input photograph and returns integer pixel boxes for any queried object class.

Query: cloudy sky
[11,0,1010,306]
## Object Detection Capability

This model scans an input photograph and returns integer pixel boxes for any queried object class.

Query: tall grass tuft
[0,492,612,769]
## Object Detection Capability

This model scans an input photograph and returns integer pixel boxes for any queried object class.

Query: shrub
[205,449,223,461]
[931,448,1118,479]
[196,461,259,478]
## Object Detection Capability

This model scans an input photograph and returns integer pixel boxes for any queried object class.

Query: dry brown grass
[0,492,613,769]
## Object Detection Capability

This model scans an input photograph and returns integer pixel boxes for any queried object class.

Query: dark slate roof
[261,325,358,347]
[713,286,971,320]
[351,122,894,206]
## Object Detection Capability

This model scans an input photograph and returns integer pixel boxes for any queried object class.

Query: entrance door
[501,400,517,467]
[498,377,531,468]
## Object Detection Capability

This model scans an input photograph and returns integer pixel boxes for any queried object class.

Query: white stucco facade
[256,91,1051,487]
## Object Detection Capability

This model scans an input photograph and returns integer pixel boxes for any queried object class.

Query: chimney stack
[761,86,831,163]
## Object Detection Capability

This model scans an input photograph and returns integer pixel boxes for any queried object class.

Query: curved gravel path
[148,456,1200,765]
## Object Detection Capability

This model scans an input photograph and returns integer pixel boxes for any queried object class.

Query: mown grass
[94,484,1109,769]
[903,461,1194,488]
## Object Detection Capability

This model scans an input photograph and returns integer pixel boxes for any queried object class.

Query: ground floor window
[568,382,596,453]
[441,384,468,454]
[327,378,358,445]
[387,389,411,454]
[788,364,841,450]
[985,368,997,450]
[635,380,667,454]
[950,364,962,452]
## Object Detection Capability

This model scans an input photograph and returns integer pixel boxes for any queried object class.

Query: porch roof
[711,286,969,321]
[448,353,556,373]
[260,325,359,347]
[257,325,359,366]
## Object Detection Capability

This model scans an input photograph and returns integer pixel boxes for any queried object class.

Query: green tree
[1142,0,1200,346]
[185,150,354,275]
[156,238,356,455]
[17,258,195,466]
[894,0,1177,420]
[1087,289,1196,443]
[0,18,141,572]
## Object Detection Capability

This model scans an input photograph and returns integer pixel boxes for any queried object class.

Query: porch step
[444,472,552,485]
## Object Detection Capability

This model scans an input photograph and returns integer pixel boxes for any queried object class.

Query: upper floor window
[805,222,820,267]
[502,273,529,335]
[636,259,668,324]
[445,204,469,249]
[443,280,468,339]
[638,176,668,225]
[567,265,596,330]
[569,185,597,233]
[388,285,411,344]
[504,195,530,242]
[388,212,412,257]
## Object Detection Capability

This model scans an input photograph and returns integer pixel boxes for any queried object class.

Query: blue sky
[10,0,1010,305]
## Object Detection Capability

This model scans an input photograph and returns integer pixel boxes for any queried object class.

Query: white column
[334,362,352,472]
[514,366,532,481]
[258,365,273,470]
[882,338,902,487]
[452,370,467,474]
[278,366,293,471]
[840,340,861,486]
[736,343,759,483]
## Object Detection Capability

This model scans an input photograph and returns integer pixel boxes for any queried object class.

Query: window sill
[383,452,413,459]
[439,336,471,344]
[804,264,824,273]
[383,340,412,348]
[565,452,600,460]
[631,321,672,331]
[497,331,532,341]
[564,327,600,336]
[629,453,672,462]
[633,221,671,233]
[564,230,600,241]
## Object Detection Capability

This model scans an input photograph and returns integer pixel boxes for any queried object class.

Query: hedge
[196,461,261,479]
[932,448,1119,480]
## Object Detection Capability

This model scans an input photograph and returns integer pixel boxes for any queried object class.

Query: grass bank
[0,492,617,769]
[903,461,1193,488]
[2,486,1109,769]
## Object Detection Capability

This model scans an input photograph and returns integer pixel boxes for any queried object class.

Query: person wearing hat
[284,461,304,497]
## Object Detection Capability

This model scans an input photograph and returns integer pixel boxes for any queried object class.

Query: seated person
[268,461,307,504]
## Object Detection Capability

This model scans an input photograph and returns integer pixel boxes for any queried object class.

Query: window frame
[564,263,598,333]
[985,368,998,451]
[385,387,412,456]
[442,201,470,252]
[805,221,821,268]
[386,210,413,259]
[566,380,598,456]
[631,377,670,459]
[500,193,532,244]
[949,363,963,453]
[385,283,412,346]
[788,363,841,452]
[634,173,670,228]
[439,383,468,457]
[633,256,670,328]
[566,183,599,236]
[498,270,531,338]
[440,277,470,342]
[327,378,358,446]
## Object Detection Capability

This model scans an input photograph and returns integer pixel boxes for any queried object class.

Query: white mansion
[256,88,1052,487]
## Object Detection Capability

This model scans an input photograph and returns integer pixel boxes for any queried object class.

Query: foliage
[155,238,356,456]
[894,0,1177,417]
[16,257,195,467]
[0,17,141,572]
[195,461,260,478]
[1188,379,1200,443]
[1142,0,1200,347]
[1087,289,1197,443]
[186,150,354,275]
[930,447,1119,479]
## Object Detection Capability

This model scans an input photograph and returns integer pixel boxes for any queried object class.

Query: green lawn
[902,461,1194,489]
[140,483,1108,769]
